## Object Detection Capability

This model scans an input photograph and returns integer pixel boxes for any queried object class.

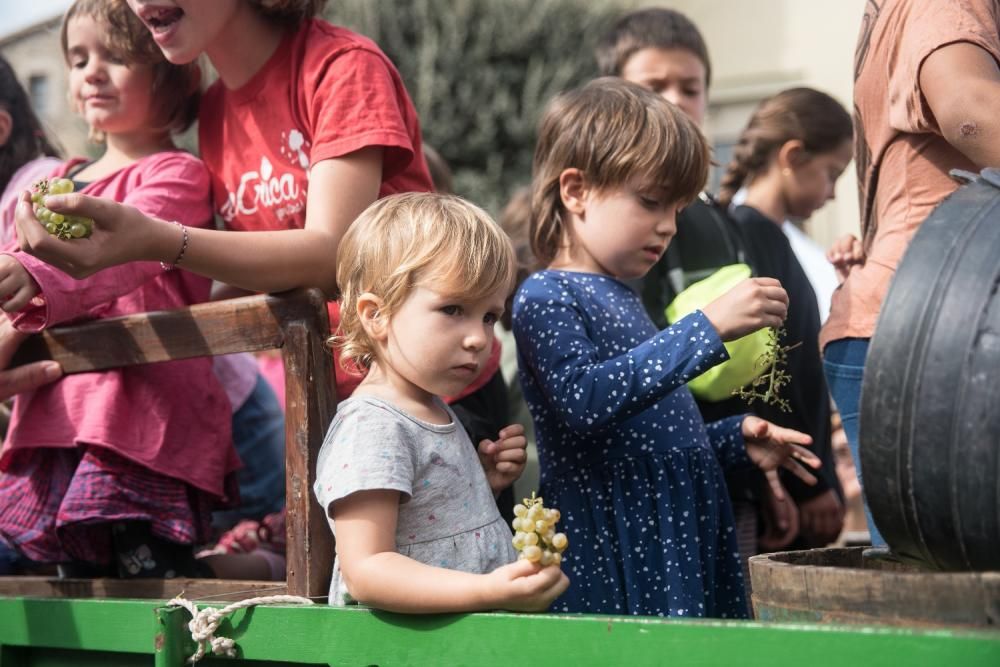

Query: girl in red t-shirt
[16,1,436,395]
[13,2,506,405]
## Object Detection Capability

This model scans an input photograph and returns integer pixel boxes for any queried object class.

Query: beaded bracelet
[161,221,189,271]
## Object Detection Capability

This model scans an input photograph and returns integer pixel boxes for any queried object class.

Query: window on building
[28,74,50,117]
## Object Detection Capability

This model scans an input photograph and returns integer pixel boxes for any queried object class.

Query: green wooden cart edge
[1,597,998,667]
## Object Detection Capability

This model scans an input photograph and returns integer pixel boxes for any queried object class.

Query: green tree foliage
[326,0,622,213]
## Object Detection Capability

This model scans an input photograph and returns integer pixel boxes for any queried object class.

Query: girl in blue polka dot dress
[513,78,821,618]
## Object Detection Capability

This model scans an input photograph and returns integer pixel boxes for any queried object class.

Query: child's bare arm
[333,489,568,613]
[16,148,385,296]
[920,41,1000,169]
[701,277,788,341]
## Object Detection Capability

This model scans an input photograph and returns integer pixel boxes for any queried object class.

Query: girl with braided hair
[718,87,854,551]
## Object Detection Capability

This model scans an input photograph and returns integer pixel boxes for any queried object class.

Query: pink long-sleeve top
[0,151,239,499]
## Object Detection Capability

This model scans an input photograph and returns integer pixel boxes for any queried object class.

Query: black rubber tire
[860,168,1000,571]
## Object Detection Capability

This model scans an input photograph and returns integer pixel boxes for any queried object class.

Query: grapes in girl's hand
[511,493,568,565]
[30,178,94,239]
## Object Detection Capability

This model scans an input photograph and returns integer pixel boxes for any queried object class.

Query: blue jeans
[213,374,287,531]
[822,338,884,546]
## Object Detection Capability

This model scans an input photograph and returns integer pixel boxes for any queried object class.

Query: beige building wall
[655,0,868,247]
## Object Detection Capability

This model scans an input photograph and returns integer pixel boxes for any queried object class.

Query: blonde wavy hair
[332,193,516,369]
[530,77,710,266]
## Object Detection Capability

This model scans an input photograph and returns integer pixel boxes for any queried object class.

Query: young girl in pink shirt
[0,0,236,578]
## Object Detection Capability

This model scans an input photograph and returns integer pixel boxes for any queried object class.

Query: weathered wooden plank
[279,301,337,598]
[750,547,1000,628]
[1,288,337,600]
[10,292,293,373]
[0,576,288,602]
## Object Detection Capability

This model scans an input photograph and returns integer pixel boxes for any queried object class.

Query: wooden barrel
[750,547,1000,628]
[860,169,1000,571]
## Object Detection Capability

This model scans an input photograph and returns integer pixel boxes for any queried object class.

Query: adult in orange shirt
[821,0,1000,546]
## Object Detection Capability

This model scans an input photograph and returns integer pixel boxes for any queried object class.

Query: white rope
[167,594,314,663]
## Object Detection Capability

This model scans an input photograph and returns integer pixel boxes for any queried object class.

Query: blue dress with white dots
[513,270,751,618]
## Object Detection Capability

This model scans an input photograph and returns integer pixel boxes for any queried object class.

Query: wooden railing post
[275,292,337,598]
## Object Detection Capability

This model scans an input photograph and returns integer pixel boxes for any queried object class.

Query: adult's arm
[0,317,61,401]
[920,42,1000,168]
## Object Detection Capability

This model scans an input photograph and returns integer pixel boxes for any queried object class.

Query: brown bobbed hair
[61,0,201,139]
[530,77,709,267]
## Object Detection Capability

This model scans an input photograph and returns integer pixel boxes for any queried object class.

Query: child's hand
[0,254,40,313]
[478,424,528,495]
[702,277,788,341]
[485,558,569,612]
[14,190,153,280]
[826,234,864,282]
[798,488,845,546]
[742,415,820,500]
[758,478,800,551]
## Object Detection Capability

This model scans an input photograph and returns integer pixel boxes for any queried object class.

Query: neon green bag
[665,264,771,402]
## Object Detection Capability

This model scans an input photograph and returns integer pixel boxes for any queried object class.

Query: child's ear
[778,139,809,170]
[0,110,12,147]
[357,292,388,342]
[558,168,589,216]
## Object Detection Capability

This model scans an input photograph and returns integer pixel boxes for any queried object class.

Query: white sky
[0,0,72,41]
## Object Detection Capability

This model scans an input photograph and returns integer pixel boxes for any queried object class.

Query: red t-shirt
[198,20,499,401]
[198,19,432,231]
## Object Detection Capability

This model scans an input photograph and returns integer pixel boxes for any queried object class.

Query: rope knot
[167,593,314,663]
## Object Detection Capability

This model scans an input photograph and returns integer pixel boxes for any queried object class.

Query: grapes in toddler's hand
[511,493,568,566]
[30,178,94,240]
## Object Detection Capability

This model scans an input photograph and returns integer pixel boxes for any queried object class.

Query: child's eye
[639,196,661,209]
[483,312,499,326]
[71,59,87,69]
[441,305,463,316]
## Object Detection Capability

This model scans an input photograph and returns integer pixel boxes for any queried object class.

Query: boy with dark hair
[597,7,712,94]
[595,7,742,327]
[596,7,845,587]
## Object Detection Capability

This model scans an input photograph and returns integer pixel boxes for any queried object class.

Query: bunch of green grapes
[511,493,568,566]
[30,178,93,239]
